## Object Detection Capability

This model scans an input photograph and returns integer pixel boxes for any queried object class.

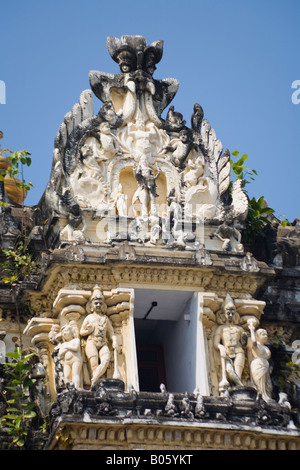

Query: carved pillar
[200,293,266,397]
[194,293,223,396]
[24,317,60,400]
[115,288,138,390]
[105,287,137,390]
[53,288,91,389]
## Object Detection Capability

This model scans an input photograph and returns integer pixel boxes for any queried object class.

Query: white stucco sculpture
[56,324,83,389]
[214,294,248,393]
[46,35,249,253]
[80,286,119,386]
[247,319,273,402]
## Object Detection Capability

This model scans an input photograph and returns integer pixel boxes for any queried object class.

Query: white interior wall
[134,288,203,393]
[157,297,198,393]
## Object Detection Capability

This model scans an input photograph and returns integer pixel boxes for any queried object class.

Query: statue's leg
[63,363,72,384]
[72,360,83,389]
[91,345,111,385]
[226,353,244,386]
[85,342,99,376]
[135,188,149,218]
[219,356,230,389]
[234,352,245,383]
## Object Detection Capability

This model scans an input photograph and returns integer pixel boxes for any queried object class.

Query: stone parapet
[45,379,300,450]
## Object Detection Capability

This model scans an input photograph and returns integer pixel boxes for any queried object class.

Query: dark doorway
[136,344,167,392]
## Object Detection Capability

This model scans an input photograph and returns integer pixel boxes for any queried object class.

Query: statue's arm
[80,316,93,336]
[107,318,118,350]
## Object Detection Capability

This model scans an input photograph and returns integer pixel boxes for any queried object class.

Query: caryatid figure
[247,319,273,402]
[214,294,248,392]
[80,286,119,386]
[57,324,83,390]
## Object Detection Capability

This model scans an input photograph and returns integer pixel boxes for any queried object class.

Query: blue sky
[1,0,299,222]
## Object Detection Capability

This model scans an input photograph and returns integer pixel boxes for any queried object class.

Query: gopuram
[0,35,300,451]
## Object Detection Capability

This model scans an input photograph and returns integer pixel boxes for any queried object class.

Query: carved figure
[184,174,219,220]
[70,141,108,209]
[0,207,21,248]
[56,324,83,389]
[60,201,87,243]
[191,102,204,133]
[115,184,127,217]
[179,393,193,419]
[167,188,182,232]
[115,49,137,74]
[98,122,119,158]
[80,286,119,386]
[132,156,160,217]
[194,392,208,418]
[247,319,273,402]
[90,36,178,128]
[99,101,122,128]
[169,129,193,168]
[149,214,161,244]
[165,393,178,417]
[182,155,205,187]
[127,119,157,163]
[230,179,249,221]
[214,295,248,393]
[210,214,243,252]
[165,106,186,132]
[81,138,106,171]
[49,324,65,389]
[44,34,251,252]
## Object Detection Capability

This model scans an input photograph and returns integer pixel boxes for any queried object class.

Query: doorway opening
[136,342,166,392]
[134,288,197,393]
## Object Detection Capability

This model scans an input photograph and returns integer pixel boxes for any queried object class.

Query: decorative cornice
[23,260,268,315]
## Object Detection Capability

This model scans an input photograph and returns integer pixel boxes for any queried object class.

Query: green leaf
[24,411,36,419]
[240,154,248,162]
[257,196,265,208]
[21,402,36,410]
[11,379,23,385]
[4,362,18,368]
[4,413,20,420]
[7,347,22,359]
[16,438,25,447]
[23,352,36,361]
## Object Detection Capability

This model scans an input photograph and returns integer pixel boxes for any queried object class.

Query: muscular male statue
[214,294,248,391]
[80,286,118,386]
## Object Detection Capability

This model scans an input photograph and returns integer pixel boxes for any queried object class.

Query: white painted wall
[134,289,210,395]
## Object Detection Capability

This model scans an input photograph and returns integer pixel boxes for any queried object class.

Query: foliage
[0,347,38,449]
[230,150,257,191]
[243,195,275,246]
[0,241,37,286]
[279,215,292,228]
[230,150,275,246]
[0,145,36,286]
[0,149,33,206]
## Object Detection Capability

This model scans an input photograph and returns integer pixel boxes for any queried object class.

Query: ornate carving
[22,286,134,396]
[55,323,83,389]
[247,319,273,402]
[213,294,248,394]
[80,286,119,386]
[40,35,249,253]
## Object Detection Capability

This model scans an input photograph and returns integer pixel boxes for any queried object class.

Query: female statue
[247,319,273,402]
